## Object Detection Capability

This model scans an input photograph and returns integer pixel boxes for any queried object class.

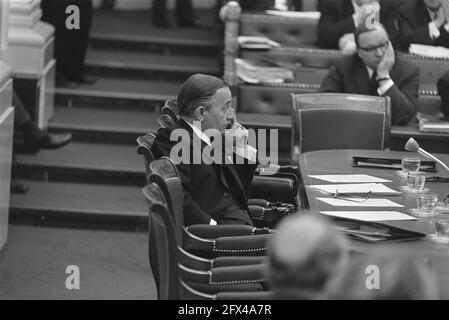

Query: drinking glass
[403,171,427,194]
[429,217,449,244]
[401,157,421,173]
[398,158,421,191]
[416,193,439,215]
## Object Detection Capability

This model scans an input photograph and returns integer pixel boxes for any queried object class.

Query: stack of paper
[308,174,390,183]
[419,118,449,134]
[265,10,321,19]
[409,44,449,59]
[317,198,403,207]
[238,36,280,50]
[322,211,416,222]
[235,58,294,84]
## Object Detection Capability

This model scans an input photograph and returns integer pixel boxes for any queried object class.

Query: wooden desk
[298,149,449,298]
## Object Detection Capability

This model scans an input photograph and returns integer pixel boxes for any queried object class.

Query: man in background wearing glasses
[320,23,419,126]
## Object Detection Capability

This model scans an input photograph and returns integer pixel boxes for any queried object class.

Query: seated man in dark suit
[398,0,449,51]
[321,23,419,126]
[318,0,401,52]
[437,70,449,118]
[151,74,258,226]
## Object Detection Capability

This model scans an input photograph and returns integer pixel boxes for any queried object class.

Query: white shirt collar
[352,1,361,13]
[366,66,374,78]
[184,120,212,146]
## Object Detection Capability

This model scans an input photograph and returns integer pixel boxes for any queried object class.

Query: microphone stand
[416,148,449,173]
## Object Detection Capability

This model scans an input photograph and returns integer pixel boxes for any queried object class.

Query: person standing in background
[152,0,200,28]
[41,0,96,87]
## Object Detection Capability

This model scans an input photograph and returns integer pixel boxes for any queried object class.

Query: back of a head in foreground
[326,251,439,300]
[268,213,349,299]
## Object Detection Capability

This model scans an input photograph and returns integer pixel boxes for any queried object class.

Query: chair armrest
[250,174,298,205]
[179,263,268,285]
[185,224,271,239]
[183,230,271,256]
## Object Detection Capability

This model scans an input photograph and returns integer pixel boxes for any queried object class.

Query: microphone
[405,138,449,173]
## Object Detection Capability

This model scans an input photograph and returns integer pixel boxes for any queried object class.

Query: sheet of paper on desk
[310,183,400,195]
[308,174,391,183]
[317,198,404,207]
[321,211,416,221]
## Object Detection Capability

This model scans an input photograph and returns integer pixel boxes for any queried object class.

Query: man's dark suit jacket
[320,54,419,126]
[398,0,449,50]
[151,119,256,226]
[317,0,400,49]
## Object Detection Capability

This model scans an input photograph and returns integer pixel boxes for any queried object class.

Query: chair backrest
[136,132,157,183]
[143,183,179,300]
[291,93,391,155]
[149,157,185,245]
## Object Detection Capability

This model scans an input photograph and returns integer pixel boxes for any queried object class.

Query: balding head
[268,214,349,293]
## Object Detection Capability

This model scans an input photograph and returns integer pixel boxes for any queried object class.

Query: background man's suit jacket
[398,0,449,50]
[320,53,419,126]
[317,0,401,49]
[151,119,256,226]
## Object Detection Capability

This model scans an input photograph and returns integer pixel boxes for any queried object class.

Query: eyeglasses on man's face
[358,41,389,53]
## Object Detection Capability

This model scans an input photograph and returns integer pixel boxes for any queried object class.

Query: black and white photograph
[0,0,449,303]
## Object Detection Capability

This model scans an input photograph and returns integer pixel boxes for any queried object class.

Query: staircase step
[47,106,293,162]
[85,48,220,79]
[90,10,219,51]
[10,181,148,230]
[54,77,178,106]
[49,106,157,144]
[13,141,145,186]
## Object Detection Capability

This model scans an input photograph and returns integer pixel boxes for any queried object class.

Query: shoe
[56,74,79,89]
[178,18,203,28]
[39,132,73,150]
[153,17,173,28]
[76,74,97,85]
[11,180,28,194]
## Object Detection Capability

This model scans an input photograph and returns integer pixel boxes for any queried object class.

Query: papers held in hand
[310,183,401,196]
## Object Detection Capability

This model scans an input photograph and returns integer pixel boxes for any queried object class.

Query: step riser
[91,40,218,56]
[55,91,175,106]
[12,165,146,187]
[49,126,150,145]
[85,65,219,82]
[10,208,148,232]
[55,96,162,112]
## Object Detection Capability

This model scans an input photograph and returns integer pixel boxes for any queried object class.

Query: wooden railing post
[0,0,14,251]
[5,0,55,129]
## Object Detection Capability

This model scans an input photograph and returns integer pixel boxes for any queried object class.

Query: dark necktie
[370,71,378,96]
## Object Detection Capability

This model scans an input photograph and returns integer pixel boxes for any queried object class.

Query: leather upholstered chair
[178,279,273,300]
[143,183,270,300]
[148,157,274,252]
[291,93,391,156]
[136,132,157,184]
[240,13,319,48]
